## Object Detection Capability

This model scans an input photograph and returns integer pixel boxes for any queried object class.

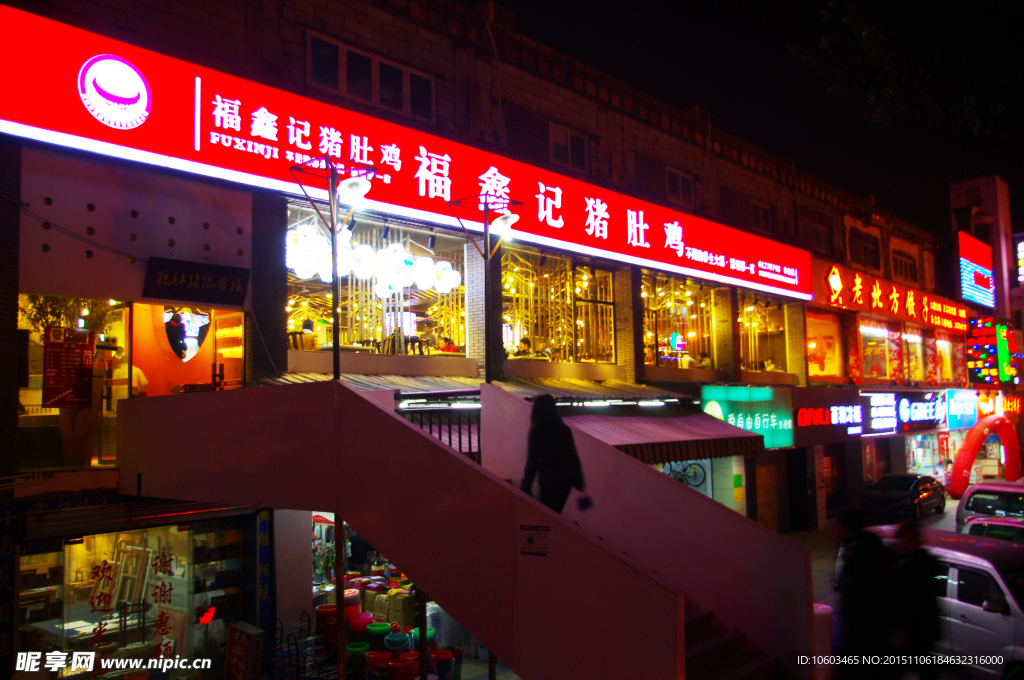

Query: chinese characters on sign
[142,257,251,307]
[0,6,814,300]
[816,262,970,333]
[42,327,95,408]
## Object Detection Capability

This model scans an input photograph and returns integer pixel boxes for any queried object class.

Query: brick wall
[712,287,740,381]
[0,136,20,483]
[464,242,486,379]
[612,266,640,383]
[785,303,807,386]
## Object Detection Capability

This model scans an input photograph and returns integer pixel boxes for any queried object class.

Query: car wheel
[1005,665,1024,680]
[936,494,946,514]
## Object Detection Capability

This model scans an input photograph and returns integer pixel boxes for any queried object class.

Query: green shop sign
[701,385,794,449]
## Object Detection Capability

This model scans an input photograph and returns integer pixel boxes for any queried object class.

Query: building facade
[0,0,1017,674]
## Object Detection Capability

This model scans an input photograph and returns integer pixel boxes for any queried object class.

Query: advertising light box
[701,385,793,449]
[959,231,996,308]
[792,387,863,447]
[946,390,979,431]
[0,7,813,299]
[860,390,947,437]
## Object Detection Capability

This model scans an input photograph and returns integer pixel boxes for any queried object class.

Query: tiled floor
[458,657,521,680]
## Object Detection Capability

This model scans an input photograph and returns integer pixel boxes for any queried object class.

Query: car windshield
[874,476,916,491]
[999,568,1024,610]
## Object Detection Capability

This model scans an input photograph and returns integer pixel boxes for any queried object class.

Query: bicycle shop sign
[793,387,864,447]
[0,6,812,300]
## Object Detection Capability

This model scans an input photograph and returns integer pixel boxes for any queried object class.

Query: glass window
[934,563,950,598]
[861,318,890,379]
[936,334,954,382]
[309,36,340,89]
[574,266,614,363]
[957,568,1003,608]
[18,544,64,655]
[806,310,844,378]
[666,169,694,207]
[549,123,586,172]
[967,492,1007,514]
[285,204,466,355]
[739,292,788,372]
[904,326,925,381]
[378,62,403,111]
[410,73,433,119]
[986,525,1020,541]
[642,274,713,368]
[17,294,128,469]
[968,523,987,536]
[346,50,372,100]
[501,248,613,363]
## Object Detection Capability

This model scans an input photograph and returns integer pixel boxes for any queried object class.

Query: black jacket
[520,422,584,493]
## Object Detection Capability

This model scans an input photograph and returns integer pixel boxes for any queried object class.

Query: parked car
[966,517,1024,543]
[838,526,1024,679]
[956,481,1024,531]
[861,473,945,520]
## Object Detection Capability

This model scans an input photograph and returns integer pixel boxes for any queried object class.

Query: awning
[560,404,765,464]
[495,377,687,401]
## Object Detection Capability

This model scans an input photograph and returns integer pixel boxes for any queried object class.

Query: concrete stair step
[686,628,746,678]
[685,607,715,639]
[696,651,779,680]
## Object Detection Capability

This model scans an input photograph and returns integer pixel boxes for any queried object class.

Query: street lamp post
[446,195,521,383]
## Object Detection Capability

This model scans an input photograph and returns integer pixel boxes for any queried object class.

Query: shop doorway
[16,294,129,468]
[822,444,848,515]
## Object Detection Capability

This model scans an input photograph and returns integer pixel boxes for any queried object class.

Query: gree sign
[701,385,793,449]
[0,6,813,299]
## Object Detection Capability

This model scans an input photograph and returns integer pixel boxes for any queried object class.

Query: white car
[838,525,1024,679]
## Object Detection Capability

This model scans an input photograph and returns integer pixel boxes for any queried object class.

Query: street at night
[2,2,1022,680]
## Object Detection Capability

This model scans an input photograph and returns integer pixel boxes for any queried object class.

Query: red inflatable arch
[947,414,1022,498]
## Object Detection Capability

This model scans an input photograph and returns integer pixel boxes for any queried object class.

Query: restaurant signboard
[814,261,970,333]
[0,7,813,299]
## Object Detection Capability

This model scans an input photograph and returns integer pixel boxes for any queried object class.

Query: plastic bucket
[387,658,415,680]
[409,627,436,650]
[316,604,338,643]
[366,650,393,669]
[350,613,373,635]
[385,632,411,655]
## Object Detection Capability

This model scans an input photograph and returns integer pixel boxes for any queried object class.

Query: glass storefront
[903,327,925,382]
[17,519,244,676]
[17,295,129,469]
[286,203,467,355]
[641,274,714,368]
[860,319,891,379]
[739,292,788,372]
[501,247,615,363]
[806,309,844,379]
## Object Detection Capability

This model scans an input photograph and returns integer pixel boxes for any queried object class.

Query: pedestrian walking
[519,394,585,513]
[834,509,891,678]
[890,520,940,680]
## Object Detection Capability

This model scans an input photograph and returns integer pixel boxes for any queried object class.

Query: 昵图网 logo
[77,54,151,130]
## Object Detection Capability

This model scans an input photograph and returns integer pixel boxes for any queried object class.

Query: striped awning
[561,404,765,464]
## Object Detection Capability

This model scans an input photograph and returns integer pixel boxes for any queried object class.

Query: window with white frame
[751,201,773,233]
[666,168,694,207]
[892,251,918,283]
[307,33,435,122]
[549,122,587,172]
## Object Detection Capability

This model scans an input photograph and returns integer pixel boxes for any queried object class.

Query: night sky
[464,1,1023,241]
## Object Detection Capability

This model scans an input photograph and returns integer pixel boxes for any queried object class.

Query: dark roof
[560,403,765,464]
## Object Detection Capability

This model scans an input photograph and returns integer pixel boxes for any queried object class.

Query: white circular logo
[899,398,910,423]
[77,54,151,130]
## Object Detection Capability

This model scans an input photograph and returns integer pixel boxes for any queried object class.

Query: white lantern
[434,261,462,295]
[412,257,435,290]
[351,244,377,280]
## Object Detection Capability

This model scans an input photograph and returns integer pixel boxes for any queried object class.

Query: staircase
[686,606,781,680]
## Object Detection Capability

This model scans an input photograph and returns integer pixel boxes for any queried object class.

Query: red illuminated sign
[0,7,812,299]
[1004,395,1021,416]
[813,261,971,333]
